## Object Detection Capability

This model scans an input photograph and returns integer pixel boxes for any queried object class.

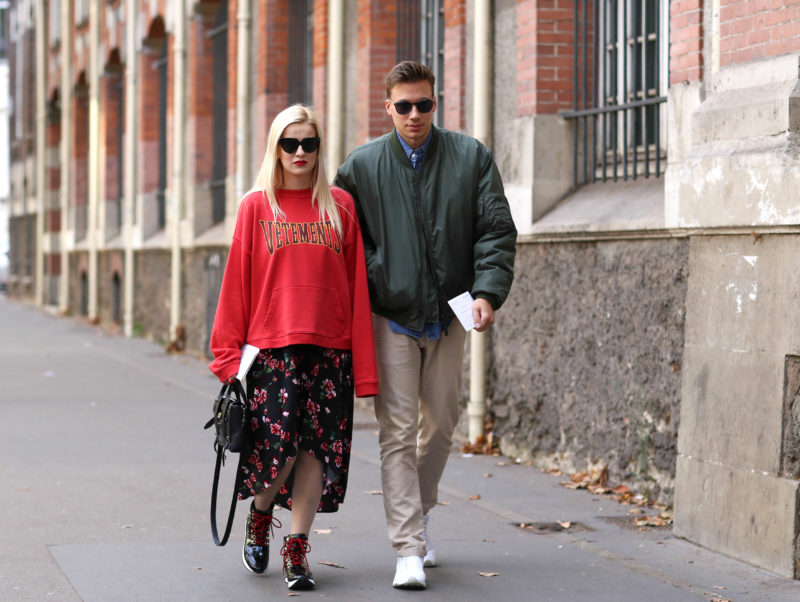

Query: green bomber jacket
[334,126,517,332]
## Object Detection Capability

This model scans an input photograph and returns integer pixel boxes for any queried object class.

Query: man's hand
[472,298,494,332]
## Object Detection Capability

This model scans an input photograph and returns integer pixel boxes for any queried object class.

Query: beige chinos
[371,314,468,557]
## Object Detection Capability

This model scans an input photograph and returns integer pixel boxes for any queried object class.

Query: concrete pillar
[169,0,187,340]
[34,0,46,307]
[59,0,73,315]
[122,0,139,337]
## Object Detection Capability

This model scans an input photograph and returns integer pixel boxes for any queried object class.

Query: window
[49,0,60,46]
[208,0,228,224]
[396,0,444,128]
[564,0,668,185]
[155,40,167,229]
[287,0,313,106]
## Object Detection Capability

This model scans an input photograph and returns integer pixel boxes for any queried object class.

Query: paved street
[2,294,800,601]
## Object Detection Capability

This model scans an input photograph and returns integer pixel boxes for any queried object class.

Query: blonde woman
[210,104,378,591]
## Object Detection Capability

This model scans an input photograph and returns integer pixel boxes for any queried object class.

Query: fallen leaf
[18,487,30,492]
[121,524,134,529]
[313,528,332,534]
[556,521,571,529]
[479,571,499,577]
[496,461,508,467]
[319,561,346,569]
[193,567,202,570]
[437,500,450,506]
[285,593,299,597]
[544,468,562,477]
[365,490,383,495]
[483,538,496,543]
[468,494,481,501]
[483,473,492,478]
[712,586,726,590]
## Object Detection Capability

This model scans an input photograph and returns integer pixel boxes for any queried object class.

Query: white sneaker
[392,555,426,589]
[422,514,437,567]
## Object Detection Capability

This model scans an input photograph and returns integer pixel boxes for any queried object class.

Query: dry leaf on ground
[468,494,481,501]
[313,528,332,534]
[479,571,499,577]
[319,561,347,569]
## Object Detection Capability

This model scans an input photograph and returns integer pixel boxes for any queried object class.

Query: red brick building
[6,0,800,578]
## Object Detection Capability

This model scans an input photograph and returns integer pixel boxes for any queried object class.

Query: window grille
[563,0,668,185]
[396,0,444,128]
[288,0,313,106]
[208,1,228,224]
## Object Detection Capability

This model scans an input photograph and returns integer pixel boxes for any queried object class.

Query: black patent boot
[281,533,315,590]
[242,502,280,574]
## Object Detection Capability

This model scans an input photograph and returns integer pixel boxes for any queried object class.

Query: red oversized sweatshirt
[209,186,379,398]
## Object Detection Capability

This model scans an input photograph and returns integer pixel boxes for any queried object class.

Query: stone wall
[484,237,689,503]
[133,249,171,345]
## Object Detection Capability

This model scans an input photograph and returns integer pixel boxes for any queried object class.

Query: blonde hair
[251,104,341,234]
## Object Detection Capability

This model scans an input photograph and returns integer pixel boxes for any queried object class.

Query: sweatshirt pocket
[264,286,347,339]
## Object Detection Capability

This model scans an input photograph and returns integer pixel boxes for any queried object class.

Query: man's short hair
[385,61,436,98]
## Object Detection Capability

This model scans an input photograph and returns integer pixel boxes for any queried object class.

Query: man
[334,60,517,590]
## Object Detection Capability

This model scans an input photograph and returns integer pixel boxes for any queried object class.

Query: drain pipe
[87,0,100,320]
[59,0,74,315]
[34,1,46,306]
[235,0,252,199]
[122,0,138,337]
[468,0,492,444]
[326,0,345,182]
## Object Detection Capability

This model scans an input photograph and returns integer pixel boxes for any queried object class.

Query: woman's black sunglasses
[390,98,435,115]
[279,137,320,153]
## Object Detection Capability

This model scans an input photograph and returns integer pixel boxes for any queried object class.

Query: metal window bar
[563,0,667,186]
[209,2,228,224]
[117,74,124,231]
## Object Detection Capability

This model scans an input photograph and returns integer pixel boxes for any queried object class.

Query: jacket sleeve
[334,160,379,288]
[208,202,253,382]
[471,147,518,310]
[339,192,379,398]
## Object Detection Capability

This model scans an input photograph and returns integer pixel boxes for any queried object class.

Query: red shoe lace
[251,512,282,546]
[281,537,311,573]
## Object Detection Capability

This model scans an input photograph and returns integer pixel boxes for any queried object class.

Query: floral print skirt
[238,345,354,513]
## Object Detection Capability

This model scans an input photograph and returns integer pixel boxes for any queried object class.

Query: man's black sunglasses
[390,98,435,115]
[278,137,320,153]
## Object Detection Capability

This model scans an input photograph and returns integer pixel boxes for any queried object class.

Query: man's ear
[385,98,392,116]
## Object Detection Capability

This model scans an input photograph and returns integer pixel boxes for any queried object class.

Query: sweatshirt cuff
[355,381,379,398]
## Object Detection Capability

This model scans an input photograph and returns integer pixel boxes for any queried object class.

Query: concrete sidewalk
[2,295,800,601]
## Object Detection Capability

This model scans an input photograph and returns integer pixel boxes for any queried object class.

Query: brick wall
[357,0,397,143]
[189,10,216,184]
[720,0,800,66]
[517,0,579,116]
[313,0,329,133]
[670,0,704,84]
[443,0,467,131]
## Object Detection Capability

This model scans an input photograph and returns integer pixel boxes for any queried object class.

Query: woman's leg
[254,458,296,511]
[288,451,324,534]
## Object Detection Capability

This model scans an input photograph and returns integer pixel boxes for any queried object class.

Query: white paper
[448,291,475,331]
[236,344,260,382]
